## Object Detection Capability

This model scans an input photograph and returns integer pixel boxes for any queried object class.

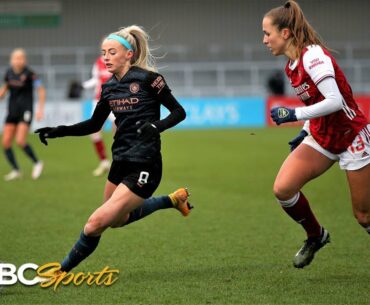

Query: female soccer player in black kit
[0,48,45,181]
[35,25,191,274]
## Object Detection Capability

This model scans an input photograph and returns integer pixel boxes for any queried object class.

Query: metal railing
[0,42,370,100]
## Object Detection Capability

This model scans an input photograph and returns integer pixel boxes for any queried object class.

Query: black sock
[4,148,19,170]
[23,143,38,163]
[61,231,101,272]
[124,196,173,226]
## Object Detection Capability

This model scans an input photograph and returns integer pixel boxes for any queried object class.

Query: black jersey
[58,66,186,163]
[4,67,37,115]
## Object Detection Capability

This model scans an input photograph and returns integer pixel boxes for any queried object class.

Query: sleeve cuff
[295,107,303,120]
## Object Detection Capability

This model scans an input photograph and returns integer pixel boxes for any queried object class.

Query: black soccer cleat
[293,228,330,269]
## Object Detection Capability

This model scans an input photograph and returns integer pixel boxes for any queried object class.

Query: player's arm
[82,64,99,89]
[137,74,186,140]
[271,46,343,125]
[35,98,111,145]
[295,77,342,120]
[0,72,9,100]
[153,90,186,132]
[34,79,46,121]
[0,84,8,99]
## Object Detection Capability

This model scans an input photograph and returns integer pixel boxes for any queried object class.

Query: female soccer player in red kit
[263,1,370,268]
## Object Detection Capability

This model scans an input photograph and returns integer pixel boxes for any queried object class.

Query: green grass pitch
[0,128,368,305]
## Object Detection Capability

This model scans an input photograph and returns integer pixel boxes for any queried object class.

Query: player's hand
[34,127,60,145]
[270,107,297,125]
[288,129,308,152]
[136,121,159,142]
[35,109,44,121]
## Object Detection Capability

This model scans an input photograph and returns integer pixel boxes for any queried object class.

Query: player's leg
[15,122,43,179]
[60,183,145,272]
[59,160,192,272]
[103,180,118,201]
[2,123,21,180]
[346,164,370,235]
[117,187,193,228]
[111,161,192,226]
[274,143,335,233]
[273,142,335,268]
[104,179,192,219]
[91,131,110,176]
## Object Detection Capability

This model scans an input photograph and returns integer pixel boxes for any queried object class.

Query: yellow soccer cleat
[169,187,193,217]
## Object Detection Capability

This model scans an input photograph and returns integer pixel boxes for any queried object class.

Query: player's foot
[293,228,330,269]
[169,187,193,216]
[32,161,44,180]
[36,265,64,283]
[92,159,111,177]
[4,170,22,181]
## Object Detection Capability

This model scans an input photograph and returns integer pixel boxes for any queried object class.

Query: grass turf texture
[0,128,368,305]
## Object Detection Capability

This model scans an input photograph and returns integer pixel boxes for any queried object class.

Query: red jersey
[285,45,368,154]
[83,57,112,100]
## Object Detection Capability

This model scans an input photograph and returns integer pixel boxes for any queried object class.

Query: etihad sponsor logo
[309,58,324,70]
[109,98,139,111]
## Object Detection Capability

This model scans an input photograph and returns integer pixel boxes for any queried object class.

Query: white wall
[0,0,369,51]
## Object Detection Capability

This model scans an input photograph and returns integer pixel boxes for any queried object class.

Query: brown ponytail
[265,0,327,57]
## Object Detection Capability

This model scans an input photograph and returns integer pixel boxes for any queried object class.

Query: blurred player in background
[82,56,115,177]
[0,48,45,181]
[36,25,191,273]
[263,0,370,268]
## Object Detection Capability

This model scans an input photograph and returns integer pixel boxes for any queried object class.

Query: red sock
[93,140,107,161]
[280,192,321,237]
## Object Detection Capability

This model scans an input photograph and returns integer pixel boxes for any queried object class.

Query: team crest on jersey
[130,83,140,94]
[20,74,27,82]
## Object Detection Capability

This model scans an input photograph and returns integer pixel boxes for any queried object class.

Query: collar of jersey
[288,59,299,70]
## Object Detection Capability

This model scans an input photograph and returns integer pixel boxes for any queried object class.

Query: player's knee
[90,132,102,142]
[15,139,26,147]
[273,182,295,201]
[354,211,370,228]
[2,138,11,148]
[84,216,108,235]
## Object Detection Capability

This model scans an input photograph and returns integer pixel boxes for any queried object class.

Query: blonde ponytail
[112,25,157,72]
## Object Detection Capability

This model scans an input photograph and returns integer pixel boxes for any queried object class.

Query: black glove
[270,107,297,125]
[34,126,65,145]
[288,129,308,152]
[136,121,159,142]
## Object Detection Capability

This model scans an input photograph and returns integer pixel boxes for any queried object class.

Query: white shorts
[302,124,370,171]
[92,99,115,123]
